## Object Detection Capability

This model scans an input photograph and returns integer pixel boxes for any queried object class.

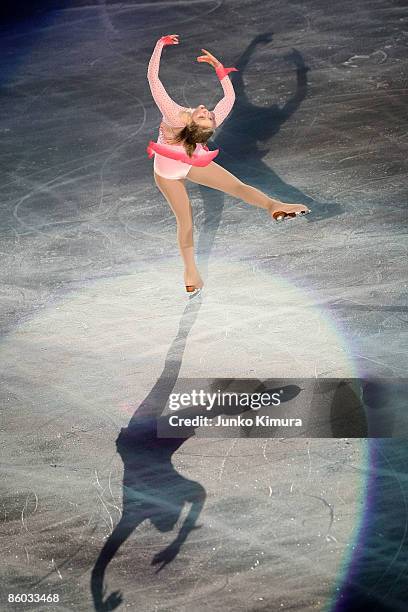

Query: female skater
[147,34,310,297]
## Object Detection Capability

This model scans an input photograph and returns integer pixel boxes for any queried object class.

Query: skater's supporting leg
[154,171,203,287]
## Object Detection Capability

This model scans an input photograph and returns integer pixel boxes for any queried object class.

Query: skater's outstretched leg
[186,161,310,219]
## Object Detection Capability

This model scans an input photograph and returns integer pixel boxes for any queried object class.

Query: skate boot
[272,210,308,222]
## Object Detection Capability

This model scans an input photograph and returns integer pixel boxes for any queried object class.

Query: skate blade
[187,287,202,300]
[273,210,309,222]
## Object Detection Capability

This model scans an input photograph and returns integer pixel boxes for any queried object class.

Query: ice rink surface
[0,1,407,610]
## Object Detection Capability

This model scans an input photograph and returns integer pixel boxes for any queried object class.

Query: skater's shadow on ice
[90,298,204,610]
[89,300,307,610]
[194,32,340,272]
[90,349,368,609]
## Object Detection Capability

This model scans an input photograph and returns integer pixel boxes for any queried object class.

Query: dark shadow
[194,32,341,276]
[333,439,408,612]
[88,288,310,610]
[89,298,299,610]
[90,297,204,610]
[0,1,71,87]
[91,370,370,609]
[0,1,62,23]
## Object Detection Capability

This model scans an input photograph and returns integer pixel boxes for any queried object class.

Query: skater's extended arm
[147,35,188,127]
[197,48,238,128]
[211,72,236,127]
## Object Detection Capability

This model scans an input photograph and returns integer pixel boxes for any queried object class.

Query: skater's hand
[197,48,221,69]
[284,48,310,72]
[92,589,123,611]
[103,591,123,611]
[151,542,181,573]
[160,34,179,46]
[254,32,273,45]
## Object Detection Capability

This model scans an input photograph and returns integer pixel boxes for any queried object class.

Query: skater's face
[191,104,215,129]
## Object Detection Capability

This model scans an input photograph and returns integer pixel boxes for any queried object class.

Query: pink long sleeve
[147,39,187,127]
[211,75,236,128]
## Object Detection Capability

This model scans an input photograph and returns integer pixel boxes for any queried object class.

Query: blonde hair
[170,121,214,158]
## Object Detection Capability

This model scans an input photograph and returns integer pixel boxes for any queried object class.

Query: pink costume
[147,36,237,180]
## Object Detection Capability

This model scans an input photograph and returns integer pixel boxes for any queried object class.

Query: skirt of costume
[147,141,220,180]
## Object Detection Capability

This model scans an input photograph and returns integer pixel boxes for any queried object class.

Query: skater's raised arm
[211,71,236,128]
[196,48,238,128]
[147,35,188,127]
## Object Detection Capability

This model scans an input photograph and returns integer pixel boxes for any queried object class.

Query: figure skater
[147,34,311,297]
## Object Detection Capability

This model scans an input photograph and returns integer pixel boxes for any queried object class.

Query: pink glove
[160,35,178,46]
[215,64,238,81]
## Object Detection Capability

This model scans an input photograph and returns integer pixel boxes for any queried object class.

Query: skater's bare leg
[186,162,310,217]
[154,171,203,288]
